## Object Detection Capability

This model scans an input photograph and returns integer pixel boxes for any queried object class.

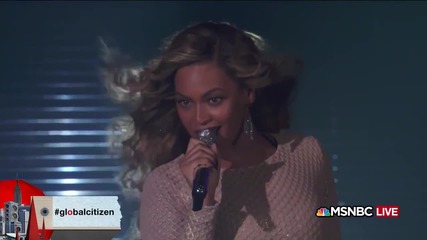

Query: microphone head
[197,128,218,146]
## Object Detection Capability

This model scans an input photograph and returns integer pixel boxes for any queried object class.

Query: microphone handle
[192,167,210,211]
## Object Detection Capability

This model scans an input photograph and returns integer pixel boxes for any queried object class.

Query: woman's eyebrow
[202,88,225,97]
[175,88,225,99]
[175,92,188,98]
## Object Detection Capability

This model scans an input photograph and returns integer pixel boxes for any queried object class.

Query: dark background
[1,2,425,239]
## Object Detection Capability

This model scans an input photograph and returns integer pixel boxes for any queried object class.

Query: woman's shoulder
[274,130,323,149]
[143,154,187,189]
[273,130,326,161]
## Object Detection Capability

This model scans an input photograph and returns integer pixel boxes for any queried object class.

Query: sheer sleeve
[139,162,219,240]
[312,137,341,240]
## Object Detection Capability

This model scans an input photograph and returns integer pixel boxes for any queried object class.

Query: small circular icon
[41,207,49,216]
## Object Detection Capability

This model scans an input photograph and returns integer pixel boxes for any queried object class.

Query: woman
[103,21,340,240]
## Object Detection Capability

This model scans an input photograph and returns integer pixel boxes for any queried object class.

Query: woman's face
[174,62,254,143]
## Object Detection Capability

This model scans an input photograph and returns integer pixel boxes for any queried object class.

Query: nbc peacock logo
[316,207,331,217]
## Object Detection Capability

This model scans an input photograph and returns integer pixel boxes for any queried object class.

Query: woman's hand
[179,138,220,206]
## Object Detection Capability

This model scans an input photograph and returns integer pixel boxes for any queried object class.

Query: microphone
[192,128,218,211]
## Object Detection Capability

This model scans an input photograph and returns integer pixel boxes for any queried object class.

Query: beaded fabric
[139,133,340,240]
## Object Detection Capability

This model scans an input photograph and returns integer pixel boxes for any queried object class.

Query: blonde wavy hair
[102,21,302,201]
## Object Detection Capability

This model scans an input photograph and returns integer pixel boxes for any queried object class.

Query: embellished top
[139,134,340,240]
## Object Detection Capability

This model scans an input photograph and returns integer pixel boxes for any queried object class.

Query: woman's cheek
[177,109,193,133]
[216,107,242,139]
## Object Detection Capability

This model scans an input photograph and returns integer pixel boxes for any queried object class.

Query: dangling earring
[244,115,254,140]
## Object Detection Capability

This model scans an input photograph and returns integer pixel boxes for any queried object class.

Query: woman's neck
[218,131,277,170]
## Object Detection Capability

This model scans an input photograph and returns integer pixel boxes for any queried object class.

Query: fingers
[179,153,216,176]
[186,143,216,160]
[179,138,221,189]
[186,153,216,167]
[186,138,217,154]
[181,138,219,174]
[211,143,219,154]
[186,138,202,154]
[182,147,216,167]
[189,158,216,175]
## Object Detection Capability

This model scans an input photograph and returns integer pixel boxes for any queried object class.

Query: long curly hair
[102,21,302,200]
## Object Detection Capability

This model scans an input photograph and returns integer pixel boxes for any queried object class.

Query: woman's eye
[209,97,223,105]
[177,99,190,107]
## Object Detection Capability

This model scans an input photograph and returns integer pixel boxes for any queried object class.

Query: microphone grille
[198,128,217,146]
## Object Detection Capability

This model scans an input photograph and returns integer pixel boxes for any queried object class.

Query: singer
[103,22,340,240]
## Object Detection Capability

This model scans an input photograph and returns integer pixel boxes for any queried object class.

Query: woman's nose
[196,105,211,126]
